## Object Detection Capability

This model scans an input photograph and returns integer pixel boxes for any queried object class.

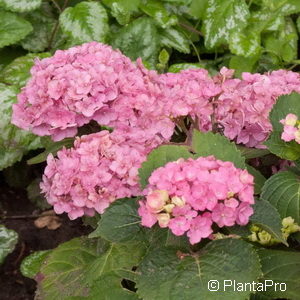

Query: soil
[0,181,91,300]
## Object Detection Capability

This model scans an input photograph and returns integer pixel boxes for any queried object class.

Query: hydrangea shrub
[12,42,300,299]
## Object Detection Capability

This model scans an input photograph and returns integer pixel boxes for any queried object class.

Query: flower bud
[146,190,169,213]
[157,213,170,228]
[248,232,258,242]
[257,231,272,245]
[282,216,295,228]
[171,196,185,207]
[164,204,175,213]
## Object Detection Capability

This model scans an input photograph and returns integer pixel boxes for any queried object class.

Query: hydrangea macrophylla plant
[138,156,254,244]
[11,41,300,299]
[10,41,300,223]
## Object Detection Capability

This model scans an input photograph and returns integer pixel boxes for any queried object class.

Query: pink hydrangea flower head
[41,130,157,219]
[138,156,255,244]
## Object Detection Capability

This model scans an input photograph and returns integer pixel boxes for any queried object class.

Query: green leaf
[257,248,300,299]
[261,171,300,223]
[40,237,146,299]
[236,145,269,159]
[250,199,287,245]
[229,30,261,57]
[1,53,50,87]
[0,0,41,12]
[88,272,139,300]
[168,63,205,72]
[189,0,208,19]
[0,225,18,264]
[20,6,56,52]
[0,83,42,170]
[265,92,300,160]
[229,55,258,78]
[89,198,145,243]
[0,10,33,48]
[138,145,192,188]
[246,165,266,195]
[111,2,131,25]
[159,27,190,53]
[20,250,51,279]
[59,1,109,44]
[27,138,74,165]
[158,48,170,65]
[136,238,261,300]
[192,130,246,169]
[140,0,178,28]
[27,178,50,209]
[278,0,300,15]
[111,17,159,68]
[202,0,250,49]
[265,131,300,160]
[264,17,298,63]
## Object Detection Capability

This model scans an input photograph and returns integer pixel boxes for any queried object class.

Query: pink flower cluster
[138,156,254,244]
[216,70,300,147]
[12,42,300,148]
[41,131,149,220]
[12,42,152,141]
[280,114,300,143]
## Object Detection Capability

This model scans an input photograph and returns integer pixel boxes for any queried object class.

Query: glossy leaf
[136,238,261,300]
[246,165,266,195]
[0,225,18,264]
[159,27,190,53]
[261,171,300,223]
[0,10,33,48]
[59,1,109,44]
[0,0,41,13]
[229,30,261,57]
[89,198,145,243]
[21,250,51,279]
[192,130,246,169]
[111,17,159,68]
[236,145,269,159]
[140,0,178,28]
[138,145,192,188]
[250,199,287,245]
[202,0,250,49]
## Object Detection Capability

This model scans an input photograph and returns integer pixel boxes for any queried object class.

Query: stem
[210,94,222,134]
[0,212,56,220]
[47,0,69,50]
[179,22,203,37]
[176,118,189,136]
[51,0,62,12]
